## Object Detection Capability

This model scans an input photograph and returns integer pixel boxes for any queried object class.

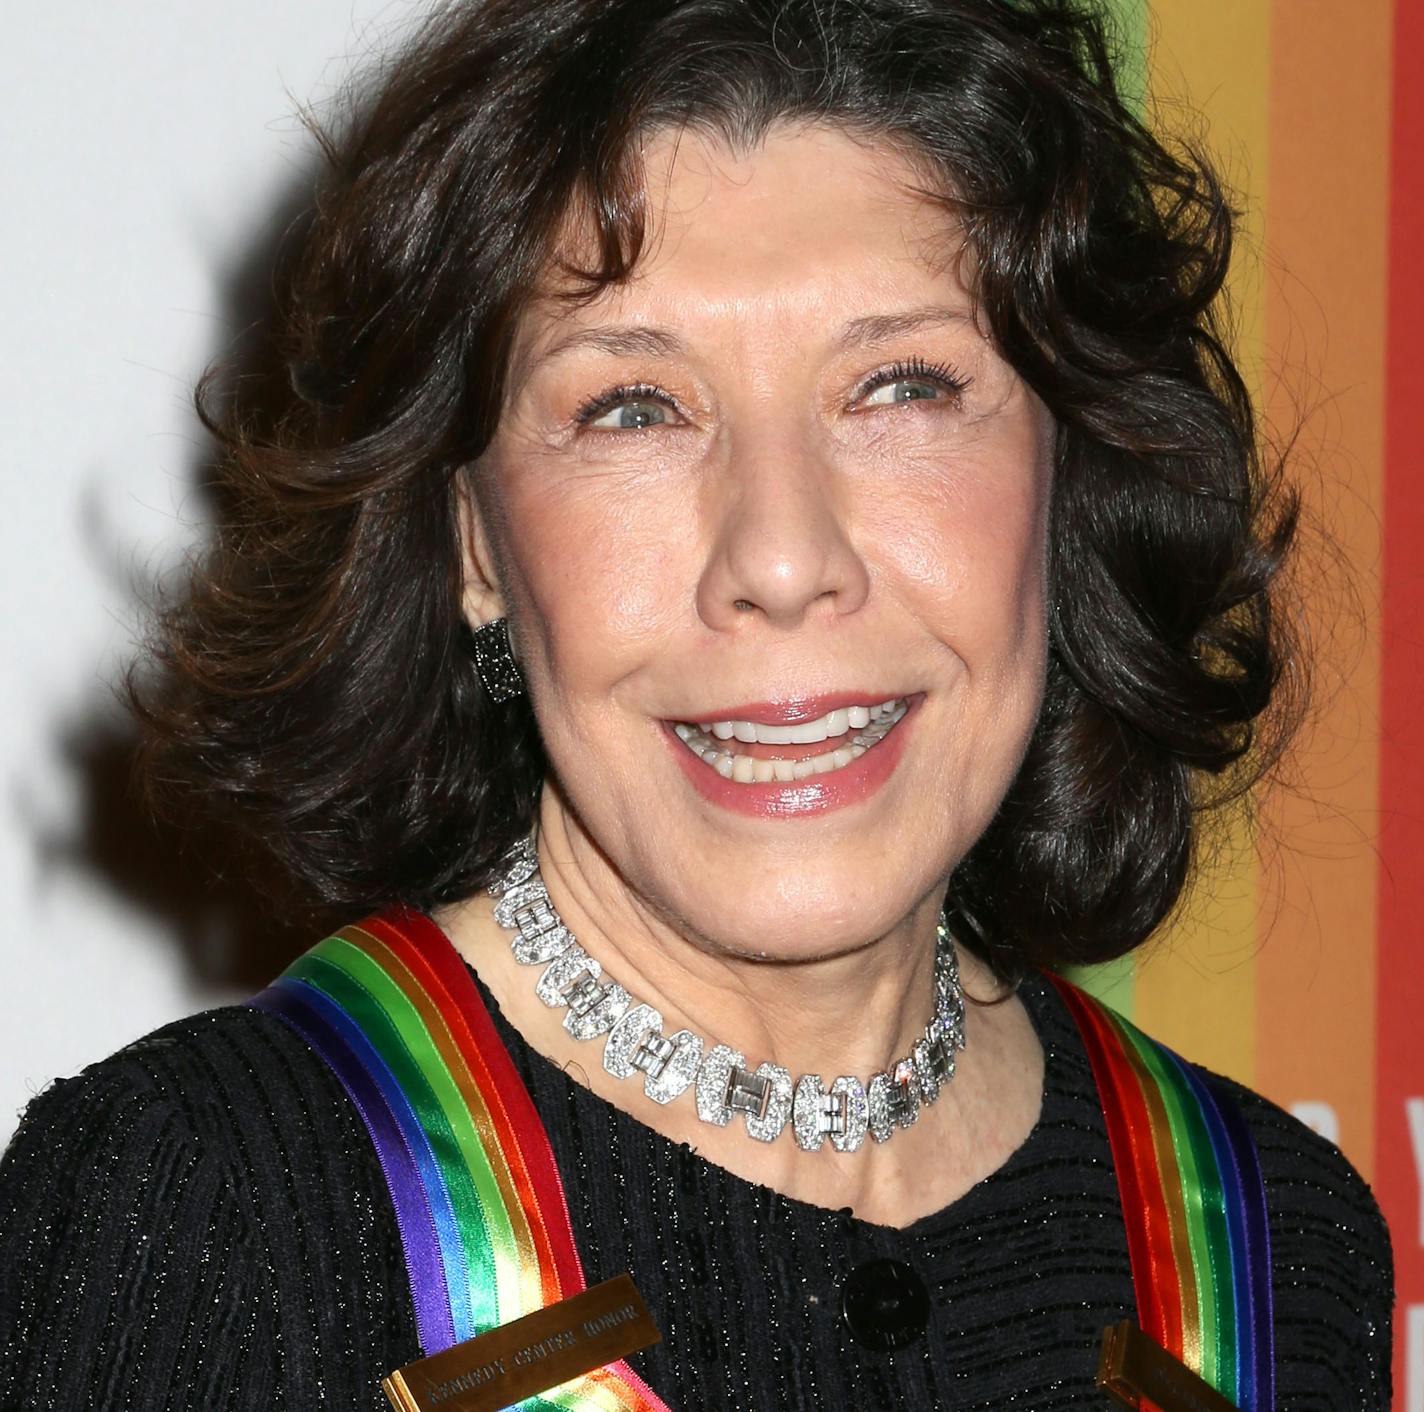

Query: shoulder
[1030,978,1394,1406]
[1,1003,417,1408]
[1176,1066,1393,1407]
[12,1001,321,1127]
[5,1003,365,1208]
[1210,1070,1394,1293]
[1037,978,1392,1294]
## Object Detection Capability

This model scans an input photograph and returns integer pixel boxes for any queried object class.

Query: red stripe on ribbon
[1050,975,1186,1363]
[369,909,587,1302]
[372,909,671,1411]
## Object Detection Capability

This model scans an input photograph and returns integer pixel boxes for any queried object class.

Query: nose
[696,433,871,632]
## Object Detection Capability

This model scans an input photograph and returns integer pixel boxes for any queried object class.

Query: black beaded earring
[472,617,524,702]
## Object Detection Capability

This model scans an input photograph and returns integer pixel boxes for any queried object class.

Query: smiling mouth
[671,698,910,783]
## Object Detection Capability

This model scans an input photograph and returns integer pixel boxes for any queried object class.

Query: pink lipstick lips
[665,693,920,818]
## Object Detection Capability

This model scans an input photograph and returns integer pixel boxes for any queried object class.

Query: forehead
[516,123,973,354]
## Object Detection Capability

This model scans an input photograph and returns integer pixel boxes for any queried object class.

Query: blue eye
[589,400,671,430]
[576,384,684,430]
[855,357,970,409]
[861,379,944,405]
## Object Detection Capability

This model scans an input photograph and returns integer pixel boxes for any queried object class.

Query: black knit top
[0,961,1393,1410]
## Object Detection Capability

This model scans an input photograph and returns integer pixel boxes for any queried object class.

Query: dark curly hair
[132,0,1300,983]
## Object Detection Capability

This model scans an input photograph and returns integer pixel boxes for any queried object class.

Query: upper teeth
[697,700,901,746]
[671,699,909,784]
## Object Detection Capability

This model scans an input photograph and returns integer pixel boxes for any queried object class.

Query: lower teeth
[675,703,907,784]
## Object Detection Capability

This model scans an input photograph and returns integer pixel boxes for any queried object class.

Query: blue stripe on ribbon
[1166,1049,1256,1409]
[292,970,480,1342]
[288,954,488,1341]
[1205,1072,1276,1411]
[253,978,471,1350]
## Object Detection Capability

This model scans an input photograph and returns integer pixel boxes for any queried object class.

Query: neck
[437,793,1043,1227]
[531,800,944,1084]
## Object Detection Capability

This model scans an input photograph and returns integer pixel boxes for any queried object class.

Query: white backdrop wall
[0,1,422,1146]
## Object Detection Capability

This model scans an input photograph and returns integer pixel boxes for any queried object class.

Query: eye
[575,383,686,431]
[862,379,942,406]
[853,357,970,410]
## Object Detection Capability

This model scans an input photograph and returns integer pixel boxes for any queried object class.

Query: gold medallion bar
[382,1273,661,1412]
[1096,1320,1240,1412]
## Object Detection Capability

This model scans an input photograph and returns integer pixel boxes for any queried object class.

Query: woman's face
[471,124,1054,960]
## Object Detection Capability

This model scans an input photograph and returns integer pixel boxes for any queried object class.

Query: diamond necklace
[487,838,966,1153]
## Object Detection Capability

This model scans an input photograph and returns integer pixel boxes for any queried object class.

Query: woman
[0,0,1393,1408]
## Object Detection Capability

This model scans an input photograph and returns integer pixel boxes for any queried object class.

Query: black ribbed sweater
[0,964,1393,1410]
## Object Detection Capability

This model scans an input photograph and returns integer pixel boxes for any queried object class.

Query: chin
[545,693,1026,956]
[629,826,952,963]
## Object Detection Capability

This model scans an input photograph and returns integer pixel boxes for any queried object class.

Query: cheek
[493,468,696,699]
[860,420,1053,652]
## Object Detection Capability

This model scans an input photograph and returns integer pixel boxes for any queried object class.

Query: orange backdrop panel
[1077,0,1416,1395]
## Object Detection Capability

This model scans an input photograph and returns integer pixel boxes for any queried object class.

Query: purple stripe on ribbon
[283,974,480,1342]
[1205,1072,1276,1412]
[253,981,459,1352]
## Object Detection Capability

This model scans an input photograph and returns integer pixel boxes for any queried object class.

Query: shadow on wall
[42,161,336,991]
[41,720,311,991]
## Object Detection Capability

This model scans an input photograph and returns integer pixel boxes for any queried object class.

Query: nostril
[733,599,756,613]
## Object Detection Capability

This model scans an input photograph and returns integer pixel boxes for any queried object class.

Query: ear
[455,477,506,628]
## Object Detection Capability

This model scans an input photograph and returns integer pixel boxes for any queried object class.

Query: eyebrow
[835,305,976,348]
[525,325,686,374]
[522,304,976,377]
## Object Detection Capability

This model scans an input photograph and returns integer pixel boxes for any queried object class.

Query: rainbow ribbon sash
[251,909,670,1412]
[1050,975,1275,1412]
[250,910,1273,1412]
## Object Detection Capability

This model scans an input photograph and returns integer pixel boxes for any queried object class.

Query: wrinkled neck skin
[437,784,1044,1229]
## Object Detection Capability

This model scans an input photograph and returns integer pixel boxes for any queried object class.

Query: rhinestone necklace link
[488,839,966,1153]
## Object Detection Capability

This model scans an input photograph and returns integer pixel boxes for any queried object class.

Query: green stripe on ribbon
[290,941,518,1329]
[1113,1012,1238,1395]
